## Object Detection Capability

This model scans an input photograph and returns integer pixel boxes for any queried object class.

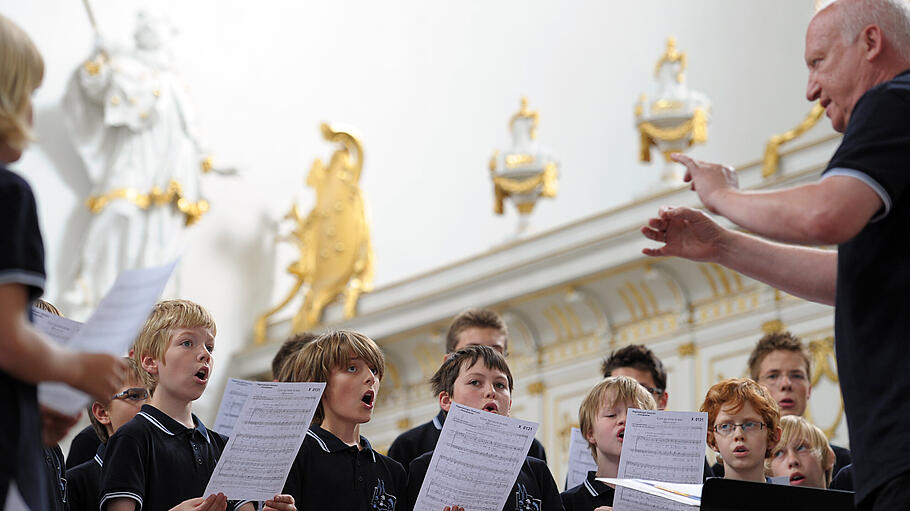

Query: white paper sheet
[566,426,598,490]
[613,408,708,511]
[600,478,701,507]
[204,381,325,501]
[413,403,538,511]
[212,378,257,436]
[31,307,82,345]
[38,261,178,415]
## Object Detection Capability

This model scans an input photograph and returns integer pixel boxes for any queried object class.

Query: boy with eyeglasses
[747,331,851,475]
[66,358,149,511]
[700,378,781,483]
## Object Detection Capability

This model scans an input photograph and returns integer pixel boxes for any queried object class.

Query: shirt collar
[433,409,446,430]
[584,470,611,497]
[137,404,210,442]
[94,443,106,467]
[308,425,377,463]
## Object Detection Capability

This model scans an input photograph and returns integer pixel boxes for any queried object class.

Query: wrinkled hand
[640,206,727,262]
[673,153,739,214]
[72,353,127,403]
[263,494,295,511]
[40,406,80,446]
[169,494,227,511]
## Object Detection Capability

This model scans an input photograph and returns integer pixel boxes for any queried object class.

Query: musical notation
[204,382,325,501]
[413,403,538,511]
[614,409,707,511]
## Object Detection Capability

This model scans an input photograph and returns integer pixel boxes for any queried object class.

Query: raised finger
[670,152,696,167]
[647,217,667,230]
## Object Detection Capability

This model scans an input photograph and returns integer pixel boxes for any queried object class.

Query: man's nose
[806,77,821,101]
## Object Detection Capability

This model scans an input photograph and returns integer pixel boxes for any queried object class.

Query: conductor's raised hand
[640,206,726,262]
[672,153,738,214]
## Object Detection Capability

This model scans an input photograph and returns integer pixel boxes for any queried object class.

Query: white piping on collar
[93,454,103,467]
[138,411,174,435]
[307,429,330,452]
[583,477,600,497]
[432,415,443,430]
[100,491,143,511]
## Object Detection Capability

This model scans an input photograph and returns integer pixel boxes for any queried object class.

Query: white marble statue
[61,11,230,314]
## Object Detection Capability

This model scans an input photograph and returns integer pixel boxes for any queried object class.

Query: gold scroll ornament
[761,102,825,178]
[255,123,374,344]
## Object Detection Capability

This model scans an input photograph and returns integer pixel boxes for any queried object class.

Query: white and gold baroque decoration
[636,37,711,188]
[762,103,825,178]
[254,123,374,344]
[489,97,559,236]
[60,9,233,316]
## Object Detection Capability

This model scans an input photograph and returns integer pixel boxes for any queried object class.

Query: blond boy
[561,376,657,511]
[768,415,835,489]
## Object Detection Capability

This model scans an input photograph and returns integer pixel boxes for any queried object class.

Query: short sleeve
[824,85,910,218]
[0,170,45,301]
[99,432,147,511]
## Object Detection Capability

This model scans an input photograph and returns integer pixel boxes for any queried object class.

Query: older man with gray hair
[640,0,910,508]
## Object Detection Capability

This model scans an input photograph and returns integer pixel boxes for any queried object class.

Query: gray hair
[832,0,910,63]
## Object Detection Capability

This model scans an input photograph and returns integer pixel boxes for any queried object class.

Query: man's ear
[658,391,669,410]
[438,391,452,412]
[141,354,159,375]
[91,401,111,425]
[861,25,884,61]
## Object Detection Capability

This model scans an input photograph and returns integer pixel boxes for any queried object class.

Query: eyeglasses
[759,371,808,388]
[640,384,664,398]
[713,421,766,436]
[111,387,149,402]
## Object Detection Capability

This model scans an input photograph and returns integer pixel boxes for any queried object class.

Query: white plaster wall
[2,0,832,417]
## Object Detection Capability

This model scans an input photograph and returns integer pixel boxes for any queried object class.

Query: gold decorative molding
[653,36,687,84]
[677,341,697,358]
[491,162,558,215]
[86,179,209,226]
[527,381,545,395]
[509,97,539,140]
[762,103,825,178]
[762,320,785,334]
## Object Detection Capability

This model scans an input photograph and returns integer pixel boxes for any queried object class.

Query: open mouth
[617,429,625,442]
[361,390,375,408]
[482,402,499,413]
[778,398,795,408]
[194,366,209,384]
[733,445,750,457]
[790,473,806,484]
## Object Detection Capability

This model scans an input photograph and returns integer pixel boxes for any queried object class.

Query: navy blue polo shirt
[388,409,547,474]
[99,404,250,511]
[282,424,406,511]
[560,471,614,511]
[821,68,910,506]
[406,453,561,511]
[67,444,105,511]
[1,165,51,511]
[66,425,102,470]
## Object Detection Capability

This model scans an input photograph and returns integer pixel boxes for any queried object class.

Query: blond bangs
[131,300,216,391]
[579,376,657,460]
[0,14,44,151]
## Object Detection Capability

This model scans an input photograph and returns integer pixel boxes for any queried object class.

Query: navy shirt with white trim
[1,165,51,511]
[388,409,548,474]
[67,443,105,511]
[99,404,249,511]
[282,424,406,511]
[560,470,614,511]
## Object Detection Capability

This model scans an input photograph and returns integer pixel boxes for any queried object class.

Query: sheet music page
[566,427,598,490]
[31,307,82,345]
[413,403,538,511]
[613,408,708,511]
[38,261,178,415]
[601,478,701,507]
[204,382,325,501]
[213,378,256,436]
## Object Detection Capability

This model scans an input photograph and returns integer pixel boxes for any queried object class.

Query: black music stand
[700,478,856,511]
